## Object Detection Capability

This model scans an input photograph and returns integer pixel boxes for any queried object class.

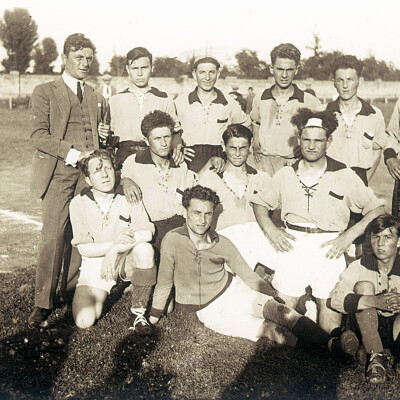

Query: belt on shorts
[119,140,147,148]
[285,222,335,234]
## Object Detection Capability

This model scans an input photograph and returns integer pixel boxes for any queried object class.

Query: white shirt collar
[62,71,85,95]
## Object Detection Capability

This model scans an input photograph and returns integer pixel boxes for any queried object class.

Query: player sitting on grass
[251,108,385,337]
[149,185,359,360]
[69,149,156,334]
[331,214,400,383]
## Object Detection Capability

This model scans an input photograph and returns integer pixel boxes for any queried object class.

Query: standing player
[325,55,386,185]
[251,43,320,176]
[106,47,182,167]
[70,150,155,333]
[29,33,107,328]
[331,214,400,383]
[175,55,251,172]
[198,124,277,270]
[252,108,385,335]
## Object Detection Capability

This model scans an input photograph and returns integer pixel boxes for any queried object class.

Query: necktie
[77,81,83,103]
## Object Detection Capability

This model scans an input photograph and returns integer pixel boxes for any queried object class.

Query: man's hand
[320,231,353,259]
[384,291,400,313]
[263,226,296,253]
[387,158,400,180]
[183,147,196,162]
[98,122,111,141]
[172,144,185,165]
[114,228,136,247]
[121,178,142,205]
[101,247,119,281]
[208,157,226,173]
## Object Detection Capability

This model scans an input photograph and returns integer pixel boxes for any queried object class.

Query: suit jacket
[30,77,106,198]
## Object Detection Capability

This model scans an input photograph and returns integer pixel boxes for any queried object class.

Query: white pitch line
[0,209,42,228]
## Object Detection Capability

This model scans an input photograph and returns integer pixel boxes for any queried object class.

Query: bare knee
[73,307,97,329]
[354,281,375,295]
[263,299,301,329]
[129,242,154,269]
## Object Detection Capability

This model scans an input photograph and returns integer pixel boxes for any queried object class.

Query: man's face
[270,58,299,89]
[85,158,115,193]
[224,136,251,167]
[192,62,220,92]
[126,57,152,88]
[62,47,94,80]
[333,68,360,101]
[371,227,400,261]
[147,126,172,159]
[299,127,331,163]
[184,199,215,236]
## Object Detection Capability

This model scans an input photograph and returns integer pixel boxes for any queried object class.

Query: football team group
[27,32,400,384]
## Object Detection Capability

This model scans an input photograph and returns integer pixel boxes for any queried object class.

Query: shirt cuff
[384,148,397,165]
[65,148,81,167]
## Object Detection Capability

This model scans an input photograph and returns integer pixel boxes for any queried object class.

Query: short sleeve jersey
[69,188,154,246]
[324,98,387,169]
[174,87,251,146]
[250,156,385,232]
[108,86,181,143]
[121,148,198,221]
[250,84,321,158]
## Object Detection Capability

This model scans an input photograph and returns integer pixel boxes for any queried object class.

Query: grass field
[0,103,400,399]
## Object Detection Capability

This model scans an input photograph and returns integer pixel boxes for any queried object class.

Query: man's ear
[85,176,92,187]
[397,236,400,248]
[192,70,197,80]
[61,53,67,67]
[326,134,333,150]
[294,64,300,76]
[125,64,130,76]
[182,208,187,219]
[269,64,274,75]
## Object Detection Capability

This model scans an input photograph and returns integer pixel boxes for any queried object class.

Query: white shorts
[76,256,117,294]
[218,222,278,270]
[271,229,346,299]
[196,276,272,342]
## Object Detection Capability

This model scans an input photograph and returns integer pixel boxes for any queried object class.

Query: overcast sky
[0,0,399,73]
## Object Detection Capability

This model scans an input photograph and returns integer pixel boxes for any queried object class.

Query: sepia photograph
[1,0,400,398]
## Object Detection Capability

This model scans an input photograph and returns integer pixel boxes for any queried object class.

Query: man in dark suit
[98,74,116,103]
[29,33,107,328]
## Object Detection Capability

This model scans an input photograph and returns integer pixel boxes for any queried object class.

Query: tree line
[1,8,400,81]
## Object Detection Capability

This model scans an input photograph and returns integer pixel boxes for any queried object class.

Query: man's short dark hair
[182,185,220,209]
[331,55,364,78]
[270,43,301,66]
[193,56,220,70]
[141,110,175,138]
[367,214,400,237]
[78,149,116,177]
[291,108,338,138]
[126,47,153,65]
[63,33,95,56]
[222,124,253,146]
[248,87,253,91]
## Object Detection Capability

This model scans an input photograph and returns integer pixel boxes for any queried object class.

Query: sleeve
[346,170,385,215]
[372,108,387,149]
[120,154,136,180]
[30,84,72,160]
[249,170,282,210]
[385,98,400,154]
[307,93,322,110]
[250,95,261,125]
[130,200,155,235]
[230,97,251,128]
[221,237,278,296]
[69,197,94,246]
[165,96,182,134]
[330,261,363,314]
[150,232,176,318]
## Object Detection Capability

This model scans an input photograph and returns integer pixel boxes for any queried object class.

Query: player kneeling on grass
[331,214,400,383]
[149,185,359,359]
[69,149,156,334]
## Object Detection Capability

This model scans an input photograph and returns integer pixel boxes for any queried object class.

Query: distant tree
[306,33,323,58]
[234,49,268,79]
[33,37,58,74]
[300,50,344,80]
[153,57,187,78]
[0,8,38,73]
[109,55,126,76]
